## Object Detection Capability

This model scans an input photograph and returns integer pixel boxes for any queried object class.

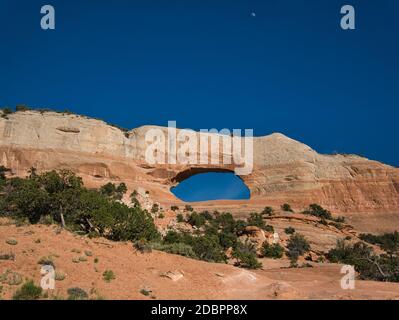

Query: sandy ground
[0,220,399,300]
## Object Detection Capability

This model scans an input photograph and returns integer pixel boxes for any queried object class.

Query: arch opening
[171,171,250,202]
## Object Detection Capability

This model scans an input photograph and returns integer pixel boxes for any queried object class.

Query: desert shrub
[103,270,115,282]
[284,227,295,235]
[5,239,18,245]
[334,216,346,223]
[0,269,23,285]
[0,165,10,183]
[13,280,42,300]
[0,170,160,242]
[151,203,159,214]
[1,107,13,118]
[187,212,206,228]
[261,242,284,259]
[185,205,193,212]
[327,240,372,264]
[199,211,213,221]
[130,192,140,208]
[247,213,274,232]
[232,241,262,269]
[263,225,274,233]
[303,204,332,220]
[163,230,183,244]
[38,256,55,268]
[0,253,15,260]
[176,213,184,223]
[158,213,164,219]
[134,239,152,253]
[319,218,328,225]
[100,182,118,199]
[359,231,399,254]
[84,250,92,257]
[287,234,311,258]
[330,221,344,230]
[162,231,226,262]
[171,205,179,211]
[234,219,248,235]
[218,231,238,249]
[190,235,226,263]
[214,212,236,233]
[55,271,66,281]
[281,203,293,212]
[100,182,126,200]
[326,240,399,282]
[67,287,88,300]
[262,207,274,216]
[151,242,196,258]
[16,104,30,112]
[140,289,151,296]
[247,212,265,229]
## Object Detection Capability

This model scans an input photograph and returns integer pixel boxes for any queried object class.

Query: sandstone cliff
[0,111,398,220]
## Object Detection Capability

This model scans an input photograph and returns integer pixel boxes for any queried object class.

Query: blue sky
[171,172,250,202]
[1,1,398,200]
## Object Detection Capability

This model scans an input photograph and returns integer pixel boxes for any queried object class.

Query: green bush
[326,240,399,282]
[247,212,265,229]
[199,211,213,221]
[0,170,160,243]
[140,288,151,296]
[1,107,13,118]
[287,233,311,258]
[0,269,23,285]
[37,256,55,268]
[151,203,159,214]
[261,242,284,259]
[67,287,88,300]
[187,212,206,228]
[284,227,295,235]
[262,207,274,216]
[16,105,30,112]
[103,270,116,282]
[163,230,183,244]
[152,242,196,259]
[214,212,236,233]
[232,241,262,269]
[281,203,293,212]
[13,280,42,300]
[5,239,18,245]
[176,213,184,223]
[359,231,399,254]
[303,204,332,220]
[100,182,126,200]
[0,253,15,260]
[134,239,152,253]
[190,235,226,263]
[218,231,237,249]
[185,205,193,212]
[171,205,179,211]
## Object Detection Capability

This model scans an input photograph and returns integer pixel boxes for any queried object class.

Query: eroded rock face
[0,111,398,217]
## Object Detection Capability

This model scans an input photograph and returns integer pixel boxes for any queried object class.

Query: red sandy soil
[1,219,399,300]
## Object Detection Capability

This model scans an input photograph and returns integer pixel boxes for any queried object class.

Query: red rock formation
[0,111,398,222]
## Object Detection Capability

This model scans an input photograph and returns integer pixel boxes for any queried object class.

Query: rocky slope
[0,111,398,229]
[1,219,399,300]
